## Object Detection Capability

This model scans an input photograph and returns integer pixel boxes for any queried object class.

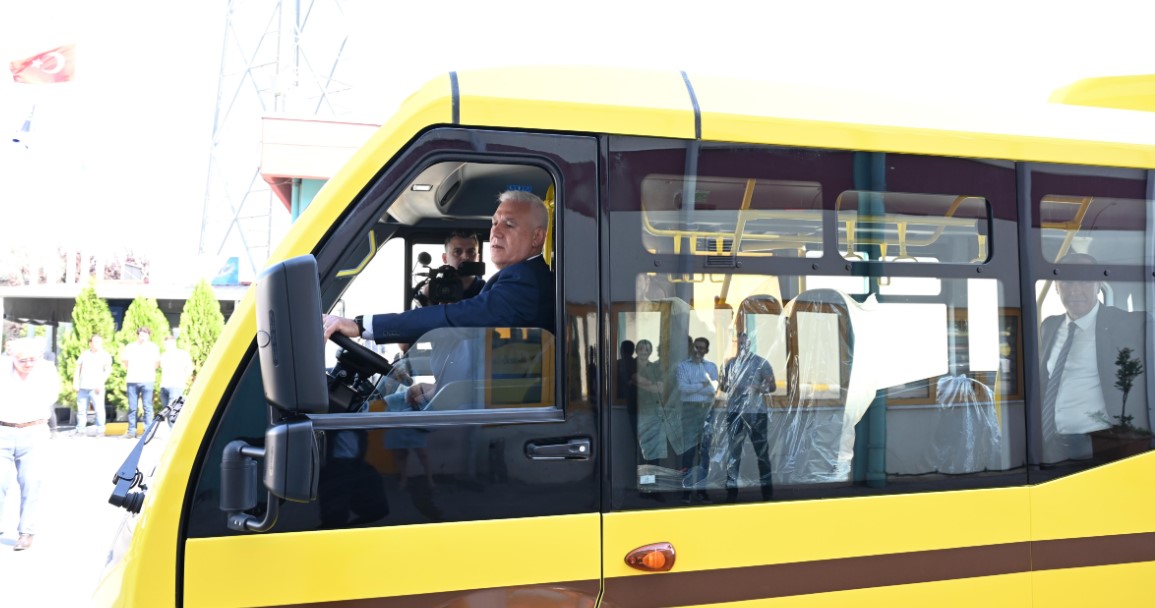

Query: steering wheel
[329,333,393,377]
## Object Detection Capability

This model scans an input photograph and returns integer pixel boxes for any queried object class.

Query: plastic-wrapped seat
[775,289,871,483]
[931,374,1001,473]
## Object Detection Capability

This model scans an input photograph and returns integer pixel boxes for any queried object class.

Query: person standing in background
[1039,252,1149,463]
[121,327,160,439]
[159,335,193,410]
[675,337,718,503]
[0,338,60,551]
[74,335,112,436]
[718,332,777,502]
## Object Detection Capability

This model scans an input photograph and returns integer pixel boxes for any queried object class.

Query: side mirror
[264,417,320,503]
[220,418,319,532]
[255,254,329,413]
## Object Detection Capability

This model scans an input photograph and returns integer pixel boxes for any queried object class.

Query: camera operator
[414,231,486,307]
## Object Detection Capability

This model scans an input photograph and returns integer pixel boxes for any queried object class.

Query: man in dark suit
[323,190,555,405]
[1039,252,1149,463]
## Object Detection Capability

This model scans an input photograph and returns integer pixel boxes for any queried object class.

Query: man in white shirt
[121,327,161,439]
[0,338,60,551]
[159,336,193,409]
[675,337,718,503]
[74,334,112,436]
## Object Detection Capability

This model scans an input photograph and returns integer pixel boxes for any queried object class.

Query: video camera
[413,251,485,306]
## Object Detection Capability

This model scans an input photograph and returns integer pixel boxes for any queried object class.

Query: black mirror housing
[264,418,319,503]
[255,254,329,414]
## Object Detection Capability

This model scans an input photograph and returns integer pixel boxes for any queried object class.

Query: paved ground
[0,427,136,606]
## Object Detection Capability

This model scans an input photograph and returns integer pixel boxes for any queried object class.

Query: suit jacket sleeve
[1096,306,1150,422]
[370,257,552,344]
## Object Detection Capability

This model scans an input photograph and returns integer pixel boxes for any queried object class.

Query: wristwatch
[353,315,365,335]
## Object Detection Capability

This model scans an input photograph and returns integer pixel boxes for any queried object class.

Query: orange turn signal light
[625,542,676,572]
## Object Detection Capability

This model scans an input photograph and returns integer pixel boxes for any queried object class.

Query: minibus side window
[607,137,1027,509]
[1029,163,1153,480]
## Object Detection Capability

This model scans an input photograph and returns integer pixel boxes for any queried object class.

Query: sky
[2,0,1153,284]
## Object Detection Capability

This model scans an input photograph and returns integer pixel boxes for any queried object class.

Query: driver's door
[180,128,602,606]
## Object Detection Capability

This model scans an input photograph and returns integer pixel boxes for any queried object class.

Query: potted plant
[1088,347,1150,460]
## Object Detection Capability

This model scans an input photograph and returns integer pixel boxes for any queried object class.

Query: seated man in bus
[323,190,554,406]
[1040,252,1149,464]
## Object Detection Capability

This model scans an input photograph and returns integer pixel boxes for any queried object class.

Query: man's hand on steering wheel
[322,314,360,340]
[322,314,393,378]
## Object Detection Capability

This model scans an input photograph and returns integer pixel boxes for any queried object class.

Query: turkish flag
[9,44,76,84]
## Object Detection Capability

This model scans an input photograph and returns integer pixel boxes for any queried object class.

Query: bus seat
[486,329,554,408]
[774,288,871,483]
[930,374,1002,474]
[736,294,784,392]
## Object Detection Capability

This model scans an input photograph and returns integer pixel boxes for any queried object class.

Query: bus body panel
[184,514,601,606]
[1030,453,1155,540]
[1032,562,1155,607]
[601,574,1033,608]
[602,488,1032,605]
[1029,453,1155,604]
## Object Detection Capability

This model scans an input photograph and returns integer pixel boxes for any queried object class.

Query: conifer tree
[110,295,171,415]
[178,279,226,391]
[59,281,116,410]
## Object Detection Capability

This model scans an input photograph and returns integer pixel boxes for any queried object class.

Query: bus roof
[278,66,1155,265]
[1050,73,1155,114]
[393,66,1155,169]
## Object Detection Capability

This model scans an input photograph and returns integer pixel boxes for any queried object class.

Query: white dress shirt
[1047,303,1110,434]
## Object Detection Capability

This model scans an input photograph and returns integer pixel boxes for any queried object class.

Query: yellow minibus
[95,67,1155,607]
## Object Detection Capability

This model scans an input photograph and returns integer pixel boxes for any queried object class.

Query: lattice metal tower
[199,0,353,276]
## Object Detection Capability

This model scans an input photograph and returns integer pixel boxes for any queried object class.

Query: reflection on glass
[1036,261,1150,466]
[639,175,824,256]
[374,327,555,413]
[612,273,1019,505]
[837,191,989,264]
[1039,195,1149,265]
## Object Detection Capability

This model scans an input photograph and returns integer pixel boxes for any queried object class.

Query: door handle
[525,437,592,460]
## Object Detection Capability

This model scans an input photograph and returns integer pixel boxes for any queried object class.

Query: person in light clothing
[74,334,112,435]
[121,327,161,438]
[0,338,60,551]
[675,337,718,503]
[159,335,193,409]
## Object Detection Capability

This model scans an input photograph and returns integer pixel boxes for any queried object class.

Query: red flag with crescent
[9,44,76,84]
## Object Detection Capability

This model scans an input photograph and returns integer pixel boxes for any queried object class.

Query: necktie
[1043,322,1078,422]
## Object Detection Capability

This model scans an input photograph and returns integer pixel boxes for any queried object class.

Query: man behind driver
[324,189,554,347]
[416,230,486,306]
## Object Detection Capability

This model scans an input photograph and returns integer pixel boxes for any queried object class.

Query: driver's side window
[328,160,558,415]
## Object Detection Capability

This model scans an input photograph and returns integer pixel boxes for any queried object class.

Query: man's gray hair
[7,337,41,358]
[498,190,549,230]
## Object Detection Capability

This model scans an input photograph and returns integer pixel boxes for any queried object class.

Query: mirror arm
[220,440,281,532]
[227,491,280,533]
